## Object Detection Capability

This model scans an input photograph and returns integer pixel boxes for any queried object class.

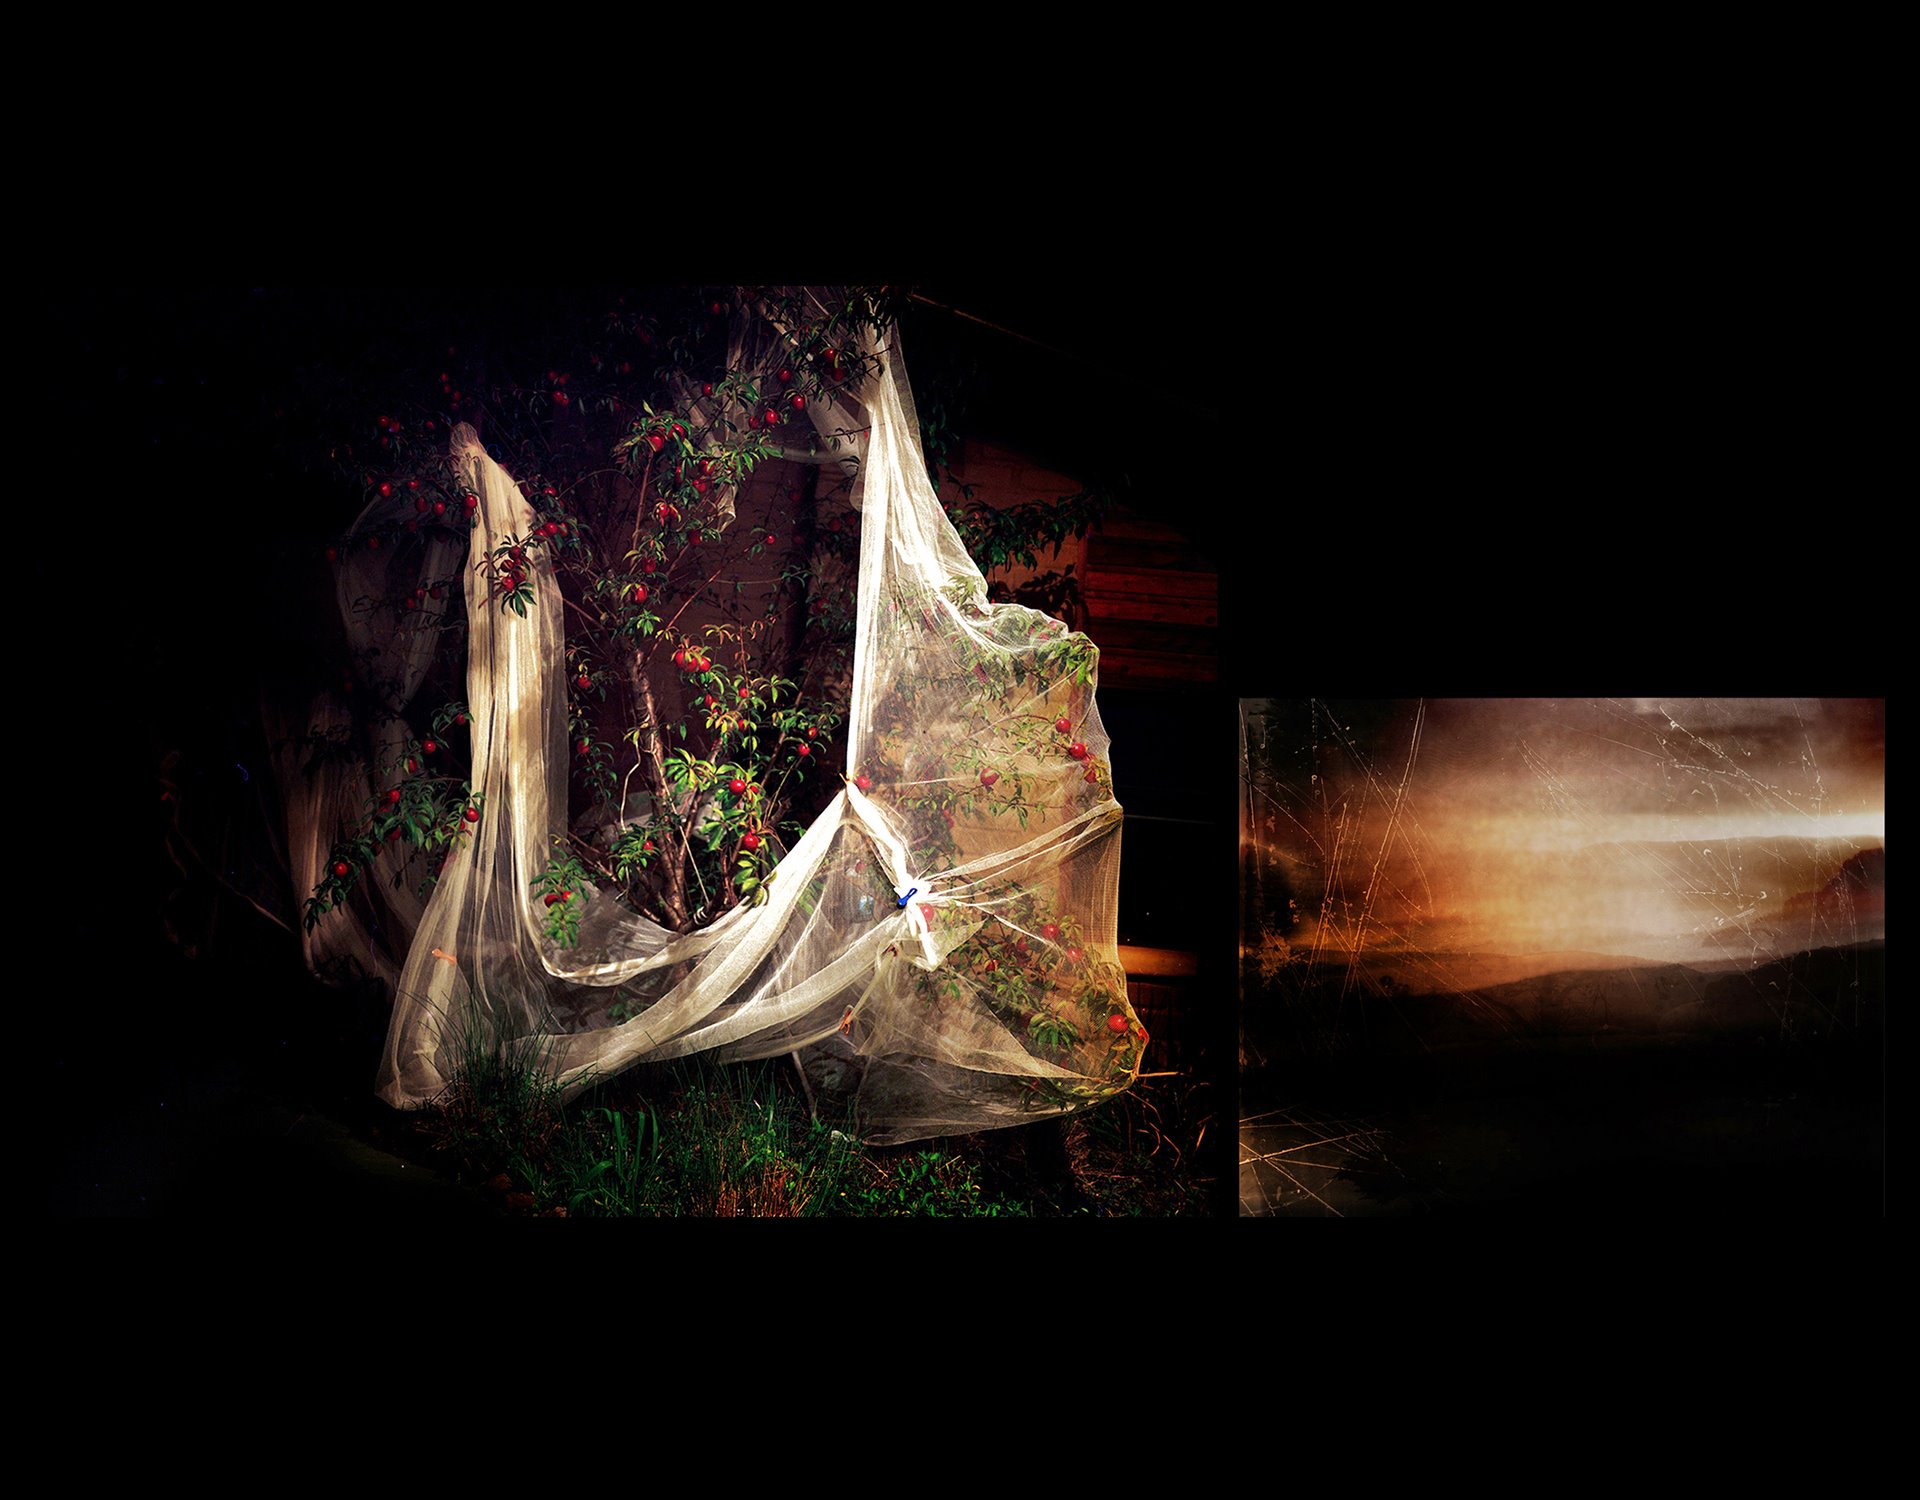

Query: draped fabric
[295,300,1141,1143]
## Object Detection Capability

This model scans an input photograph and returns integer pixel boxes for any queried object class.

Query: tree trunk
[630,659,690,931]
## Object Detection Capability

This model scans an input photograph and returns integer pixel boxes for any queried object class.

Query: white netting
[288,298,1141,1143]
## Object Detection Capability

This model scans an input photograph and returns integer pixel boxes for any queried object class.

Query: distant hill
[1783,845,1884,925]
[1311,947,1669,995]
[1351,940,1884,1048]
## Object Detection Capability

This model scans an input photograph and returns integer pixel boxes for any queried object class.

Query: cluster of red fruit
[1053,715,1097,784]
[674,645,713,673]
[543,889,573,908]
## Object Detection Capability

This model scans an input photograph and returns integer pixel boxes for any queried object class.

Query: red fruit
[1041,923,1060,941]
[806,727,817,739]
[671,422,686,440]
[790,393,805,411]
[855,775,871,792]
[702,383,714,397]
[406,757,419,774]
[577,739,590,755]
[416,496,429,513]
[1084,769,1099,784]
[705,695,716,710]
[709,302,723,316]
[642,559,657,574]
[689,533,702,546]
[325,547,338,562]
[387,827,402,842]
[738,687,749,700]
[1066,945,1083,963]
[423,740,437,754]
[979,770,998,787]
[544,893,558,907]
[1055,717,1072,734]
[742,833,761,852]
[433,500,446,516]
[647,434,664,452]
[765,534,776,546]
[736,718,747,731]
[378,482,393,498]
[797,744,810,756]
[559,891,571,902]
[643,839,655,852]
[748,414,762,429]
[984,959,997,972]
[464,494,478,512]
[747,784,761,799]
[1069,742,1089,760]
[674,649,686,668]
[455,714,468,727]
[1108,1014,1128,1034]
[367,535,380,550]
[778,368,791,384]
[333,861,350,878]
[577,675,591,690]
[1132,1022,1147,1040]
[730,778,747,795]
[387,789,402,805]
[631,584,648,605]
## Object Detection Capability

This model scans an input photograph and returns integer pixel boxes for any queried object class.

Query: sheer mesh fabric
[293,300,1141,1143]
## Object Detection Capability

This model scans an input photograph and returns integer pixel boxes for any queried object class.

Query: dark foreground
[1239,944,1885,1217]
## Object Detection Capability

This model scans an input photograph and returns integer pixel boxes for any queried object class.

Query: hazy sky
[1244,698,1884,965]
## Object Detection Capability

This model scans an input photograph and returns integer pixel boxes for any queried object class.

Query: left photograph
[87,285,1227,1216]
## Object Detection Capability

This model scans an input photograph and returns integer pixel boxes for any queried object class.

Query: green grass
[410,1042,1214,1217]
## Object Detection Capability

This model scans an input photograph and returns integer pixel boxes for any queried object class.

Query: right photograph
[1238,698,1885,1216]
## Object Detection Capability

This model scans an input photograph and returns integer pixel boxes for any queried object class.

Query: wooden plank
[1093,516,1214,546]
[1081,563,1217,600]
[1084,592,1219,627]
[1117,945,1200,977]
[1084,620,1218,653]
[1085,537,1219,573]
[1101,651,1219,683]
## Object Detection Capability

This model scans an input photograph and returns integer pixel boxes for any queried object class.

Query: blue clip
[896,886,917,909]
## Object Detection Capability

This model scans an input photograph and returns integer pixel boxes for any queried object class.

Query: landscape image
[1239,698,1884,1216]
